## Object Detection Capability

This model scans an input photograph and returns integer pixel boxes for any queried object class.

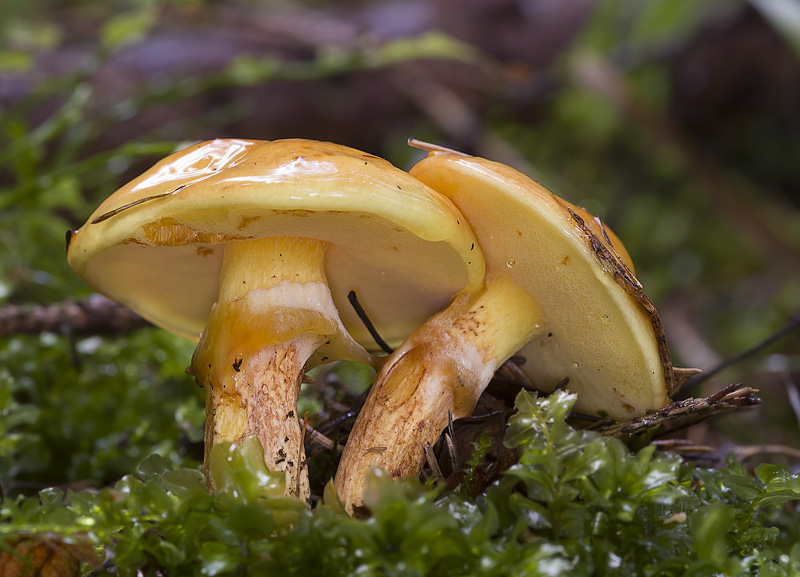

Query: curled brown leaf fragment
[0,535,98,577]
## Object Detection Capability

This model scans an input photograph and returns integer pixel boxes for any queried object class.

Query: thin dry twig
[497,358,539,391]
[0,294,151,337]
[424,443,446,484]
[661,296,722,380]
[597,383,761,439]
[397,66,540,176]
[734,444,800,462]
[347,290,393,354]
[651,439,716,456]
[304,422,345,454]
[443,433,458,471]
[446,410,459,467]
[682,312,800,390]
[785,372,800,430]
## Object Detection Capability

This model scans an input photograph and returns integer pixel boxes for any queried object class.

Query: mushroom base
[335,274,543,513]
[333,343,464,511]
[203,332,323,502]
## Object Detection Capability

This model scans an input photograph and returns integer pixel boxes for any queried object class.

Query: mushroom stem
[192,236,367,503]
[334,274,543,512]
[202,332,322,500]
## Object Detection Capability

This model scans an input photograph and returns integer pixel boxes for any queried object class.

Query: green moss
[2,391,799,576]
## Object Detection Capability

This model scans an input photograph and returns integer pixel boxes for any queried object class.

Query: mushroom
[334,141,675,512]
[66,138,485,503]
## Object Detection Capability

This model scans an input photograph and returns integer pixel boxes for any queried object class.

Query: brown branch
[304,421,344,454]
[651,439,716,456]
[0,294,151,337]
[734,444,800,462]
[596,383,761,440]
[393,66,540,176]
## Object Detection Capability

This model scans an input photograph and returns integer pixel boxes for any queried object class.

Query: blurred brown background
[1,0,799,487]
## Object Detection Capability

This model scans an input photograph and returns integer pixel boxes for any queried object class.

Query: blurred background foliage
[0,0,799,534]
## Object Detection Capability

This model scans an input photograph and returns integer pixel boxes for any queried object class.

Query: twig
[444,409,460,471]
[0,294,151,337]
[454,408,508,425]
[597,383,761,439]
[552,377,570,393]
[683,312,800,389]
[661,296,722,380]
[784,372,800,430]
[497,358,539,390]
[316,411,358,437]
[347,290,393,354]
[583,416,615,431]
[446,410,459,467]
[396,66,540,176]
[303,421,345,454]
[734,444,800,462]
[651,439,715,456]
[424,443,446,484]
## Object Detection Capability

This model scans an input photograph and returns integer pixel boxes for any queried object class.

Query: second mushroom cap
[408,144,673,418]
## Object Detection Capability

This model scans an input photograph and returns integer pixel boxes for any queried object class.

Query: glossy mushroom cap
[67,139,485,359]
[409,149,672,419]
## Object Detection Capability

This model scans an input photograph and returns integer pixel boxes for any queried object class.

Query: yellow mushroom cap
[67,139,485,350]
[409,149,672,419]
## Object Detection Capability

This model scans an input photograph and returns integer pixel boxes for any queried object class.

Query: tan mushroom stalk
[67,138,484,503]
[334,142,674,512]
[191,235,346,500]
